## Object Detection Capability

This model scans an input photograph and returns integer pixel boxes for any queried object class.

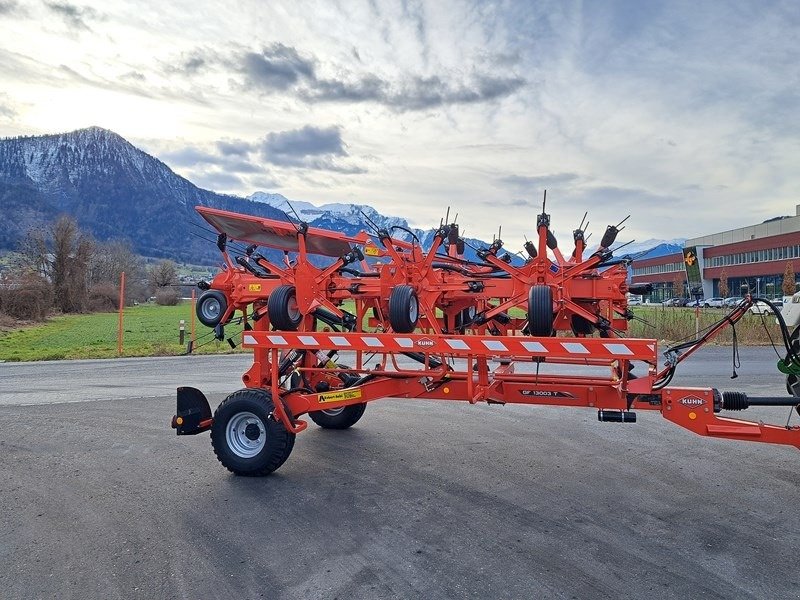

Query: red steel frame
[237,323,800,450]
[186,205,800,452]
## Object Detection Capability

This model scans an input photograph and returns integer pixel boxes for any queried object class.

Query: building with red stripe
[630,207,800,302]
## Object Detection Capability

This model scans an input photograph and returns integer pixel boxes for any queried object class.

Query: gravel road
[1,347,798,599]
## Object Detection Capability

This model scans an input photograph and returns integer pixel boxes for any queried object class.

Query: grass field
[0,302,240,361]
[0,302,787,362]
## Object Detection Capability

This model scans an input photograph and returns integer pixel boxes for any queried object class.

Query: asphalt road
[1,347,798,599]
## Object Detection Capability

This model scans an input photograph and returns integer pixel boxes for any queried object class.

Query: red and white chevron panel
[242,331,657,361]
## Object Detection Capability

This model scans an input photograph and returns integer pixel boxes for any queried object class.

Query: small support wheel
[268,285,303,331]
[196,290,228,327]
[527,285,554,336]
[308,403,367,429]
[570,315,594,336]
[389,285,419,333]
[454,306,477,332]
[210,388,296,476]
[308,364,367,429]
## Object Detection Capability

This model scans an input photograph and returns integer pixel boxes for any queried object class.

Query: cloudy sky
[1,0,799,247]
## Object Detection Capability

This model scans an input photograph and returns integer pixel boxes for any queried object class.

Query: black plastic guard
[172,387,212,435]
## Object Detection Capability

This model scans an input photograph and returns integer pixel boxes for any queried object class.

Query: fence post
[190,288,196,350]
[117,271,125,356]
[179,319,186,345]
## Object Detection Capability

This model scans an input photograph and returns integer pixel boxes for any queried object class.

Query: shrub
[155,288,180,306]
[0,275,53,321]
[88,282,119,312]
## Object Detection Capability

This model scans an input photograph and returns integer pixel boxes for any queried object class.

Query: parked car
[723,296,744,308]
[661,298,676,306]
[750,300,782,315]
[703,297,725,308]
[628,298,642,306]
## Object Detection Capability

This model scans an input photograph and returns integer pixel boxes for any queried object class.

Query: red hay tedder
[172,198,800,476]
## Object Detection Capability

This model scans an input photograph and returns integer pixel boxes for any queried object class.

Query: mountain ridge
[0,127,680,265]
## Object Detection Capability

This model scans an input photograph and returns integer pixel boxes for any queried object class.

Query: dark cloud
[223,159,262,174]
[45,2,101,31]
[161,145,263,174]
[261,125,345,162]
[173,42,524,111]
[306,75,385,103]
[121,71,145,82]
[192,171,244,191]
[216,139,254,156]
[304,73,525,110]
[161,147,221,168]
[168,49,220,76]
[239,43,316,91]
[0,0,23,16]
[250,175,282,189]
[260,125,366,173]
[0,99,16,119]
[500,173,581,190]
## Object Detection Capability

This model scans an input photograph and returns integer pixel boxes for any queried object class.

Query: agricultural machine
[172,198,800,476]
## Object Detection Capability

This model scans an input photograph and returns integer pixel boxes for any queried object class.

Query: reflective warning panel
[242,330,657,361]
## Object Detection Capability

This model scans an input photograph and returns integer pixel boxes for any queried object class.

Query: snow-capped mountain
[250,191,414,240]
[0,127,285,261]
[249,190,509,262]
[619,239,686,259]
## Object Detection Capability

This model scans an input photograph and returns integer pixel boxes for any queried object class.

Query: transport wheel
[571,315,594,336]
[454,306,477,332]
[196,290,228,327]
[389,285,419,333]
[308,365,367,429]
[211,388,296,476]
[527,285,554,336]
[268,285,303,331]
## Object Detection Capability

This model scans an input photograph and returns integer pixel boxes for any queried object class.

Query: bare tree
[149,260,178,289]
[18,216,93,313]
[52,216,93,313]
[718,268,729,298]
[673,271,687,298]
[89,240,146,302]
[783,261,796,297]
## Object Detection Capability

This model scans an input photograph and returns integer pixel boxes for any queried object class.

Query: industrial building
[630,206,800,303]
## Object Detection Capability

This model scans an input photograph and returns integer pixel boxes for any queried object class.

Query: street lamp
[756,278,761,297]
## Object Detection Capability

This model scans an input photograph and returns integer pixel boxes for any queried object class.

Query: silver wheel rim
[409,296,418,323]
[287,294,300,321]
[321,406,345,417]
[226,411,266,458]
[201,298,221,321]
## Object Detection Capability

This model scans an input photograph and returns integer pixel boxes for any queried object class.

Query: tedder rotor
[172,198,800,476]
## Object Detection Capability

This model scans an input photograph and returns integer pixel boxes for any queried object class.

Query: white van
[780,293,800,328]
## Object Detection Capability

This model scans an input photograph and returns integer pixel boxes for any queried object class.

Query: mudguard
[171,387,212,435]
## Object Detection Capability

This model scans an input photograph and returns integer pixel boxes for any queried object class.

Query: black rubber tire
[196,290,228,327]
[527,285,554,336]
[210,388,296,476]
[268,285,303,331]
[308,403,367,429]
[308,364,367,429]
[571,315,594,336]
[454,306,477,332]
[388,285,419,333]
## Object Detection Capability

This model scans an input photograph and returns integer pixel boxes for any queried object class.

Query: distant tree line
[0,215,183,321]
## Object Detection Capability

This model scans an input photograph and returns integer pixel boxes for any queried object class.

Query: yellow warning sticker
[248,283,262,292]
[364,243,381,256]
[318,389,363,403]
